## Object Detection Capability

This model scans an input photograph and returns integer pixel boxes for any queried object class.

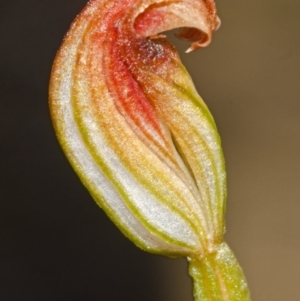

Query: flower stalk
[49,0,251,300]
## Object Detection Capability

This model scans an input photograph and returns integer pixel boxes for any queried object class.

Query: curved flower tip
[50,0,250,300]
[134,0,221,52]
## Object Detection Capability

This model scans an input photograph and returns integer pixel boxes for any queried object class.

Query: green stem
[188,242,251,301]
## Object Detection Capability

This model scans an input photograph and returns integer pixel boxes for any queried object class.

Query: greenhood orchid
[49,0,251,300]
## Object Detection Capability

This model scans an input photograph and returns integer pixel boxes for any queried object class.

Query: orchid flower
[49,0,251,300]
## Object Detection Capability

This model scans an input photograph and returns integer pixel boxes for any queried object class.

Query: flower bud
[50,0,250,300]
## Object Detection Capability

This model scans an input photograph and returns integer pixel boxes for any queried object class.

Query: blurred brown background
[1,0,299,300]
